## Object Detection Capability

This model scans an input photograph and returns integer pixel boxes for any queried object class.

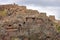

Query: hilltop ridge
[0,4,60,40]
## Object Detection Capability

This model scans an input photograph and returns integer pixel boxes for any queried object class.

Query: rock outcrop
[0,4,60,40]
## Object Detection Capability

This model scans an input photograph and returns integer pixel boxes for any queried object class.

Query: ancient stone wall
[49,15,55,21]
[39,12,46,17]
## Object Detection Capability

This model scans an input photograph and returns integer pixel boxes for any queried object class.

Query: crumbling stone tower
[49,15,55,21]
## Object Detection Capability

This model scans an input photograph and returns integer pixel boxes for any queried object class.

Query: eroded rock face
[0,4,60,40]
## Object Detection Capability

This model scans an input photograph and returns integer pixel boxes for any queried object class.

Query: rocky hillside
[0,4,60,40]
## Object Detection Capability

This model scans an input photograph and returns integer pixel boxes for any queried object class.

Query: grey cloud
[19,0,60,7]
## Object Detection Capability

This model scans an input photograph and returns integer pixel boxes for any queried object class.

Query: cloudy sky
[0,0,60,20]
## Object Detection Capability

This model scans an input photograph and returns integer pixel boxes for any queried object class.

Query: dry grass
[0,10,7,16]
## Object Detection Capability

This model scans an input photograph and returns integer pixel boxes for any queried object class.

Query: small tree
[57,26,60,32]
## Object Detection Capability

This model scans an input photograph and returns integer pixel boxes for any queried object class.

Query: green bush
[57,26,60,32]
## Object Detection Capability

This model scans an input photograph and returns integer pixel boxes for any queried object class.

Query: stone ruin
[0,4,60,40]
